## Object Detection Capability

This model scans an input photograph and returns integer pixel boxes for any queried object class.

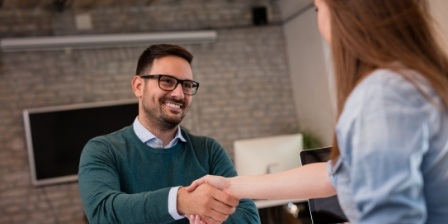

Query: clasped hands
[178,175,232,224]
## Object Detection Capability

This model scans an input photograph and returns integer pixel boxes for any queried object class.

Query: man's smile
[165,102,182,109]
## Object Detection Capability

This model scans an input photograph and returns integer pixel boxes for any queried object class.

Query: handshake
[178,175,235,224]
[179,162,333,224]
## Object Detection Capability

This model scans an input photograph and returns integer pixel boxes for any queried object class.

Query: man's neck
[150,127,177,147]
[139,117,178,146]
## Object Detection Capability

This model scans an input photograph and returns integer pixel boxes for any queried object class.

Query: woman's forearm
[229,162,336,200]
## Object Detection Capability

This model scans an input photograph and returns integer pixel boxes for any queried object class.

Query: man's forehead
[147,56,193,78]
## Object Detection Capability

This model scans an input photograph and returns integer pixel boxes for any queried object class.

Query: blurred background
[1,0,448,223]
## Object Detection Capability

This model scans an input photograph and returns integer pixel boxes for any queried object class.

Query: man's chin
[161,117,182,129]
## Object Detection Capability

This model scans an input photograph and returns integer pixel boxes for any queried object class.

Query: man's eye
[183,82,193,88]
[161,78,174,84]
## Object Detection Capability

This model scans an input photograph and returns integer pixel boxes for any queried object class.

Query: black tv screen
[23,99,138,186]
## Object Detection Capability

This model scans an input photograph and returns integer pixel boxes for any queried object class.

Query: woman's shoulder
[340,68,431,123]
[352,67,431,103]
[361,68,416,88]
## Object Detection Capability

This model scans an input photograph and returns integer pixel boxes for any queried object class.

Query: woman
[188,0,448,223]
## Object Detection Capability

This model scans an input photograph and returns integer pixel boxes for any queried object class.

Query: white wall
[282,7,335,147]
[280,0,448,147]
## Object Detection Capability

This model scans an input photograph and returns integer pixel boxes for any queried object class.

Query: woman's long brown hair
[324,0,448,160]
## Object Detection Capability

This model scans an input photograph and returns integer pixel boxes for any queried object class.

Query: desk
[254,199,307,209]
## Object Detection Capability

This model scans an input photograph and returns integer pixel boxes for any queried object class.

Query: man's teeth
[166,103,181,109]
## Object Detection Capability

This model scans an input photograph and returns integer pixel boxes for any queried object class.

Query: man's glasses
[139,74,200,95]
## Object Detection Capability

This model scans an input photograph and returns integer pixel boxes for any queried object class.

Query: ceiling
[0,0,313,17]
[0,0,179,11]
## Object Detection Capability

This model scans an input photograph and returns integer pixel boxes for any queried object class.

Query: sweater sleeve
[78,138,176,224]
[206,138,261,224]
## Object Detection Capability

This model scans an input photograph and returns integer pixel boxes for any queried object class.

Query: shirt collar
[132,117,186,145]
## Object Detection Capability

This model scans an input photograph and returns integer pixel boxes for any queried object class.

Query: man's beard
[142,97,188,131]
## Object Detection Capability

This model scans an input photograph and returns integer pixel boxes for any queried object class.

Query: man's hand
[177,183,238,223]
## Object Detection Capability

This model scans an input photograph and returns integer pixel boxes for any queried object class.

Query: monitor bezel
[23,99,138,187]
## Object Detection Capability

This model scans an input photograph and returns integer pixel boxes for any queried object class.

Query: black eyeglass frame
[139,74,200,95]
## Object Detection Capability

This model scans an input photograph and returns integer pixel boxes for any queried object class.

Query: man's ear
[131,75,143,97]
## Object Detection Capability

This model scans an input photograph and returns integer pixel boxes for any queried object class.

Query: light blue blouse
[328,68,448,224]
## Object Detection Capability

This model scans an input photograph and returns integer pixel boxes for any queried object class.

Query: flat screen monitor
[23,99,138,186]
[234,134,303,176]
[300,147,348,224]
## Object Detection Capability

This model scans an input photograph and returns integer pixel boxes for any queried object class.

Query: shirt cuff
[168,186,185,220]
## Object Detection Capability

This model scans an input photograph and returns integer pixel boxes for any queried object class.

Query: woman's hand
[188,215,205,224]
[185,175,237,224]
[185,175,233,195]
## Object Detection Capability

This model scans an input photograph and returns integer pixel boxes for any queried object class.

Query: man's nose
[170,83,185,98]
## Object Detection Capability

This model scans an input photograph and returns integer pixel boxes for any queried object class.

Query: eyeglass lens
[159,75,198,95]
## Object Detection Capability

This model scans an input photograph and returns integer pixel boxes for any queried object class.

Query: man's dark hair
[135,44,193,75]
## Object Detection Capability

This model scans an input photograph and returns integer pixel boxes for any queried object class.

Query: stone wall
[0,1,299,223]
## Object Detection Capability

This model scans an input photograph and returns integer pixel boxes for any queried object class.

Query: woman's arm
[187,162,336,200]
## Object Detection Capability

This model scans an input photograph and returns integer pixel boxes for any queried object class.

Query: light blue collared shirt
[328,68,448,224]
[133,117,187,220]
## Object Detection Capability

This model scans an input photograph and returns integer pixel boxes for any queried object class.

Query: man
[78,44,260,224]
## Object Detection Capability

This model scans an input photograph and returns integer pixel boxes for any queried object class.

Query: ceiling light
[0,30,217,52]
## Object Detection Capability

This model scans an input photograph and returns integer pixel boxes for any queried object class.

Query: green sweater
[79,126,260,224]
